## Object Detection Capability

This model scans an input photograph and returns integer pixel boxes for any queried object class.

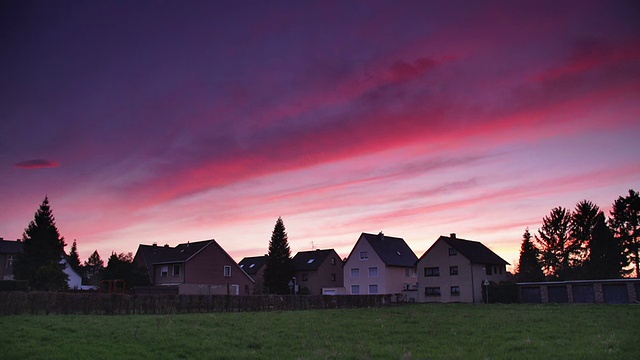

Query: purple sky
[1,0,639,267]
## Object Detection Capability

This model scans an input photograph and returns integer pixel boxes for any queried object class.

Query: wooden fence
[0,292,396,315]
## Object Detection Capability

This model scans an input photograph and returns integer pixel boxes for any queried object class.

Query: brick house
[134,239,254,295]
[292,249,344,295]
[0,238,22,280]
[417,233,509,303]
[343,232,418,295]
[238,255,266,293]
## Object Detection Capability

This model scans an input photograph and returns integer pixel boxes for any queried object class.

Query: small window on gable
[360,251,368,260]
[223,265,232,277]
[331,273,336,281]
[449,248,457,256]
[331,258,336,265]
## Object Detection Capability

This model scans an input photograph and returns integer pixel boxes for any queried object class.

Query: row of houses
[0,232,510,303]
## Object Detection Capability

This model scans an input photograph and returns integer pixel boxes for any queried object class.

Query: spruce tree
[516,228,544,282]
[68,239,81,273]
[610,189,640,277]
[83,250,104,284]
[13,197,68,290]
[263,217,294,294]
[587,212,626,279]
[535,206,573,279]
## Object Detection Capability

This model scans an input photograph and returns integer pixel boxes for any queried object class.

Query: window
[425,287,441,296]
[368,267,378,277]
[307,258,315,264]
[223,265,232,277]
[369,284,378,294]
[359,251,368,260]
[6,255,15,268]
[351,285,360,294]
[161,265,168,277]
[406,268,417,277]
[249,263,255,268]
[331,273,336,282]
[239,264,244,268]
[331,258,336,265]
[173,265,180,276]
[302,273,308,281]
[449,248,457,256]
[424,267,439,277]
[499,267,503,274]
[350,268,360,278]
[451,286,460,296]
[485,266,492,275]
[450,266,458,276]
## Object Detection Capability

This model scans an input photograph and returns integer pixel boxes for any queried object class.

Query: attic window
[223,266,231,277]
[249,264,255,268]
[449,248,457,256]
[307,258,315,264]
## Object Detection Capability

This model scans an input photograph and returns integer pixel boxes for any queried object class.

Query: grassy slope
[0,304,637,359]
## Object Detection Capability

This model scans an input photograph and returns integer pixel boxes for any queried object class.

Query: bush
[0,280,28,292]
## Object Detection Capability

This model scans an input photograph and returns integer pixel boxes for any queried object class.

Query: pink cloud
[14,159,60,169]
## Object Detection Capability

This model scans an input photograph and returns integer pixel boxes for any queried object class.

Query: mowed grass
[1,304,637,359]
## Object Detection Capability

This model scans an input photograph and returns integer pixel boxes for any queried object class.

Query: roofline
[517,278,640,286]
[418,236,509,265]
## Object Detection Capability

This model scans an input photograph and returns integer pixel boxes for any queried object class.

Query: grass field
[0,303,637,359]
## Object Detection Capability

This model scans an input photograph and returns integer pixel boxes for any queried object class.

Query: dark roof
[439,235,509,265]
[292,249,337,271]
[136,240,213,267]
[238,256,267,275]
[361,233,417,267]
[0,239,23,254]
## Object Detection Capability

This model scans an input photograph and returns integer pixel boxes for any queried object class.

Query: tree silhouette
[516,228,544,282]
[68,239,81,273]
[103,252,149,289]
[83,250,104,284]
[13,197,68,290]
[535,206,574,279]
[610,189,640,277]
[263,217,294,294]
[587,212,627,279]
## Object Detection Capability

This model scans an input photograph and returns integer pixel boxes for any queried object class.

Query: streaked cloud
[14,159,60,169]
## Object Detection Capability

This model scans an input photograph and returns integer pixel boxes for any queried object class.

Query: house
[343,232,418,295]
[416,233,509,303]
[292,249,344,295]
[238,255,267,293]
[133,239,254,295]
[0,238,22,280]
[0,237,88,289]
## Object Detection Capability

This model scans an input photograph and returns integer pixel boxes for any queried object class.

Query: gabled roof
[292,249,338,271]
[358,232,418,267]
[136,239,214,268]
[238,255,266,275]
[421,235,509,265]
[0,239,23,254]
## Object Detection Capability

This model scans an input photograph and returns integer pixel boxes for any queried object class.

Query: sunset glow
[1,1,639,268]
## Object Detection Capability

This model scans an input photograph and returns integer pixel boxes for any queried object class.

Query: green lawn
[1,304,637,359]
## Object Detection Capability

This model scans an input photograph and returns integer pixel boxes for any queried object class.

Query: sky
[1,0,639,269]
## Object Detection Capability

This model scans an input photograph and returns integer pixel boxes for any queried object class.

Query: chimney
[152,243,157,247]
[450,233,456,239]
[378,231,384,240]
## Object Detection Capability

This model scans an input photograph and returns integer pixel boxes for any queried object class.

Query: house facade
[134,239,254,295]
[0,238,22,280]
[343,232,418,295]
[238,255,266,293]
[417,233,509,303]
[293,249,344,295]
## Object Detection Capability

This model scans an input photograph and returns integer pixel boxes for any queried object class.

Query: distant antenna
[310,241,316,250]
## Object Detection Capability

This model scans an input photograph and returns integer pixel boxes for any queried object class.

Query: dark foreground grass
[0,304,637,359]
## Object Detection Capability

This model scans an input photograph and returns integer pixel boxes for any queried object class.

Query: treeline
[516,189,640,281]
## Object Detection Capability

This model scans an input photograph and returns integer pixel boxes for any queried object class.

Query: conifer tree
[13,197,68,290]
[84,250,104,284]
[516,228,544,282]
[68,239,81,273]
[263,217,294,294]
[610,189,640,277]
[535,206,574,279]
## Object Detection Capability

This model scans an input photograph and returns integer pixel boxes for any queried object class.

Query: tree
[13,197,68,290]
[587,212,627,279]
[610,189,640,277]
[84,250,104,284]
[516,228,544,282]
[535,206,574,279]
[263,217,294,294]
[103,252,149,289]
[68,239,81,273]
[570,200,601,268]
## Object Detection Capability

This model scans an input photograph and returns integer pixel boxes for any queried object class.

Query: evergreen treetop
[263,217,294,294]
